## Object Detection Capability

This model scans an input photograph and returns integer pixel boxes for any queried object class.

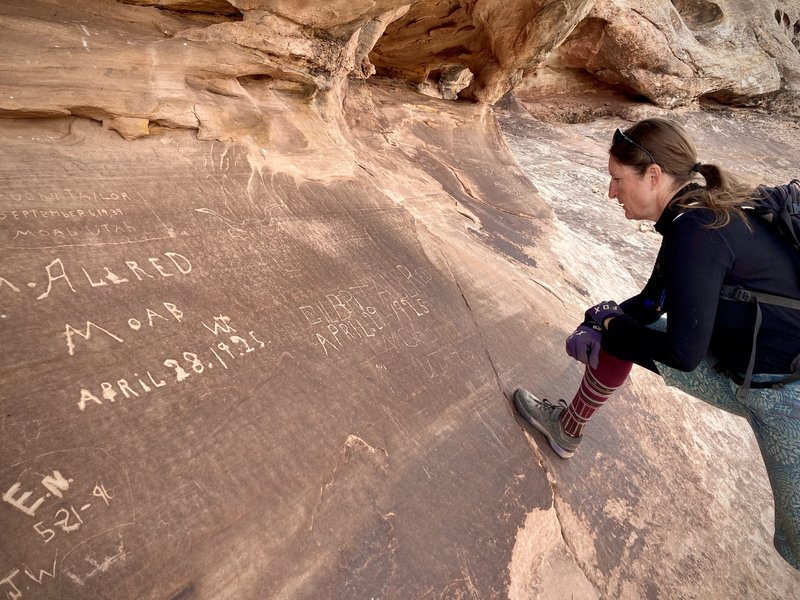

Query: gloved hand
[585,300,623,329]
[566,322,602,369]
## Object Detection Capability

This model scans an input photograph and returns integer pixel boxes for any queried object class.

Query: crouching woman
[514,118,800,570]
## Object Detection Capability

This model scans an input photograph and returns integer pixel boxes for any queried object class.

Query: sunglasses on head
[613,128,657,165]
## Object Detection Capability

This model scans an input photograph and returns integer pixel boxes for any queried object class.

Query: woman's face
[607,156,661,221]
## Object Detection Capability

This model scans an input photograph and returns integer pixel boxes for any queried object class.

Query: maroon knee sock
[560,349,633,437]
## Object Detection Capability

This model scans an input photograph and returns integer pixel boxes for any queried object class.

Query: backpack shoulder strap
[719,286,800,397]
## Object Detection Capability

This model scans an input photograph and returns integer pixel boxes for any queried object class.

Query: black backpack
[719,179,800,396]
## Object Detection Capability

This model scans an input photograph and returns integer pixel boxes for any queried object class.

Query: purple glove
[585,300,623,329]
[566,322,602,369]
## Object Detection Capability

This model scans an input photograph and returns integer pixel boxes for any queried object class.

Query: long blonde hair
[610,118,755,227]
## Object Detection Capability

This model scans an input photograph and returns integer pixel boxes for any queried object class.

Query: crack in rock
[308,434,388,532]
[439,251,598,593]
[439,232,597,595]
[451,277,507,401]
[444,162,536,221]
[509,429,601,598]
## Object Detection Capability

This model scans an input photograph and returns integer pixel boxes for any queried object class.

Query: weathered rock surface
[2,2,800,599]
[4,0,800,133]
[373,0,800,110]
[527,0,800,111]
[370,0,596,103]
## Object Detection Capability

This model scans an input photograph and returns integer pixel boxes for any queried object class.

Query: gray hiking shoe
[513,388,581,459]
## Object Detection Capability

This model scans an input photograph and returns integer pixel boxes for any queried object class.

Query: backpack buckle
[732,288,752,302]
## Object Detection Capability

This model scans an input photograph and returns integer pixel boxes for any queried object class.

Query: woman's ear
[647,163,663,189]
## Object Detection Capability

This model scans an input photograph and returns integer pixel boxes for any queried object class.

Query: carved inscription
[12,222,137,241]
[412,347,465,379]
[0,251,192,303]
[0,190,131,205]
[0,189,138,245]
[298,265,436,357]
[0,449,134,599]
[0,244,286,413]
[63,301,184,356]
[0,168,461,596]
[75,313,271,413]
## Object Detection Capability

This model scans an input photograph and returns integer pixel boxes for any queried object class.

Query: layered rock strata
[3,0,800,145]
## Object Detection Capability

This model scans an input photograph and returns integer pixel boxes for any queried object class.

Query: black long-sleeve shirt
[602,190,800,375]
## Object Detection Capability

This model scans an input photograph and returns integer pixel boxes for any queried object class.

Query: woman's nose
[608,181,617,198]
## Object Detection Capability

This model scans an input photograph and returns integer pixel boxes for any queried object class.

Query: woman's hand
[585,300,623,330]
[566,301,624,369]
[566,322,602,369]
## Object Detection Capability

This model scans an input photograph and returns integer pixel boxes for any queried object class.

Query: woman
[513,118,800,570]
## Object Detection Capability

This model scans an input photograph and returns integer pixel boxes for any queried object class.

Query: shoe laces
[540,398,568,411]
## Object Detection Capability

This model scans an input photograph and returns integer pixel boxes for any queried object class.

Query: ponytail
[678,163,755,228]
[697,163,722,189]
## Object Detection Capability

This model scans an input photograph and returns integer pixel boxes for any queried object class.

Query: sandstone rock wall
[2,2,800,598]
[0,0,415,140]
